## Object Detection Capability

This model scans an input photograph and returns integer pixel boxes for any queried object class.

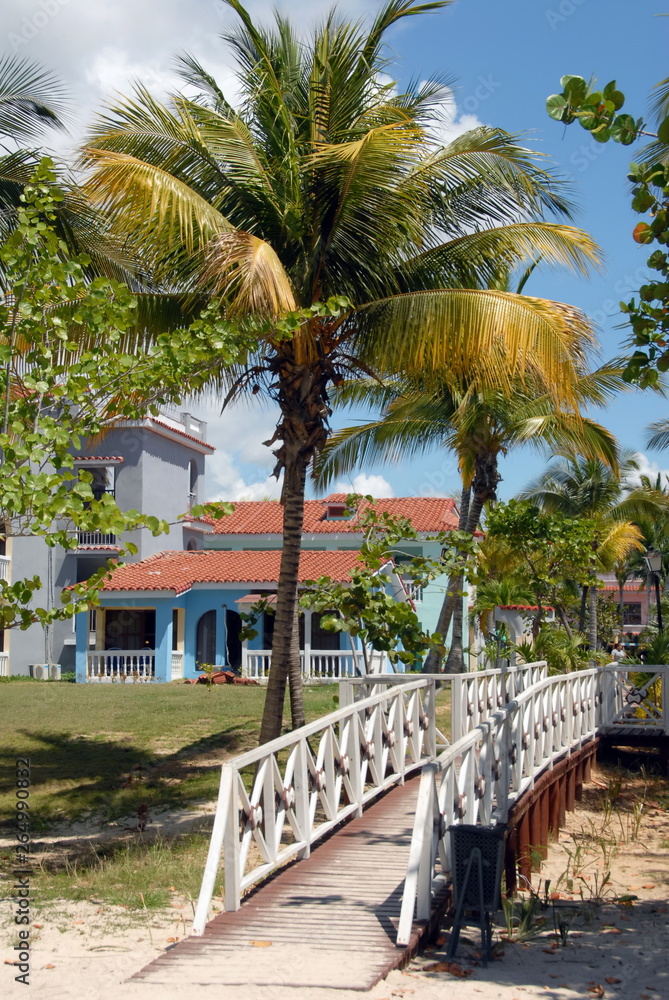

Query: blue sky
[8,0,668,500]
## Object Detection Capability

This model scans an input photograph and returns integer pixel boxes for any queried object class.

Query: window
[196,610,217,665]
[622,603,642,625]
[188,459,198,511]
[311,611,340,651]
[104,609,155,650]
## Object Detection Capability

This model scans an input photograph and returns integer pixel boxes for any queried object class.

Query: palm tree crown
[79,0,605,731]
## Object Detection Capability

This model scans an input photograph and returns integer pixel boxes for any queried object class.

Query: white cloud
[335,473,394,498]
[628,452,669,488]
[195,398,284,500]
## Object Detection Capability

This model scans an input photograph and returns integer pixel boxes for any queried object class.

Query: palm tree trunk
[423,485,470,672]
[588,584,598,652]
[444,586,465,673]
[425,451,501,673]
[258,337,333,743]
[618,580,624,636]
[578,586,588,633]
[259,457,307,744]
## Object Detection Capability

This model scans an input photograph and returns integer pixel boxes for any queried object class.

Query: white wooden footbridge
[132,662,669,991]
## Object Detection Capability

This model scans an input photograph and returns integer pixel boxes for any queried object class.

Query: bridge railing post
[192,763,237,934]
[425,680,437,758]
[451,675,463,743]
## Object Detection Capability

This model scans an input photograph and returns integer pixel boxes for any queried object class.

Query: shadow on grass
[0,722,256,831]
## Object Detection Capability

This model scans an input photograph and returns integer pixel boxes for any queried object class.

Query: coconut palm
[80,0,603,737]
[520,453,669,650]
[316,364,622,670]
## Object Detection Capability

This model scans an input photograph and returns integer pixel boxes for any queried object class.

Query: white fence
[191,662,668,941]
[86,650,156,682]
[171,651,184,680]
[395,664,669,945]
[0,652,8,677]
[242,648,387,683]
[341,662,548,744]
[192,676,437,934]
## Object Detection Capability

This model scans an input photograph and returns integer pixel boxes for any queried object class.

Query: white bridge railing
[192,676,438,934]
[396,664,669,945]
[341,662,548,744]
[86,650,156,682]
[192,662,668,943]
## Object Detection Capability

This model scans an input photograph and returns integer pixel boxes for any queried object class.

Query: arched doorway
[225,610,242,670]
[196,610,217,666]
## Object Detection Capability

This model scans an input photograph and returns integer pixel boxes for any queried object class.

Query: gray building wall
[8,414,212,675]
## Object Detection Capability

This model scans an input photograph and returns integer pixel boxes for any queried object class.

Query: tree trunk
[425,449,501,673]
[588,584,598,652]
[578,586,588,633]
[556,604,573,639]
[423,485,470,672]
[443,584,465,673]
[257,331,334,745]
[618,581,624,636]
[259,458,307,744]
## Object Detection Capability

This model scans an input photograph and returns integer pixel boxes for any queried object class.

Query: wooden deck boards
[130,776,424,991]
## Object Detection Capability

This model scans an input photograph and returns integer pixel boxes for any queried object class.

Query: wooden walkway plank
[131,776,425,991]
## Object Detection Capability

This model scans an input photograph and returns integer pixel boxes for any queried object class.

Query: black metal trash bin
[447,824,506,965]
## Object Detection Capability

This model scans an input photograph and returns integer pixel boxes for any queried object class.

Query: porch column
[304,610,312,680]
[216,607,227,666]
[75,611,88,683]
[154,604,173,683]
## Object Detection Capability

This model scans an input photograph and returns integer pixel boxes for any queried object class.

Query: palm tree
[80,0,603,737]
[0,56,143,287]
[316,365,622,670]
[520,453,669,650]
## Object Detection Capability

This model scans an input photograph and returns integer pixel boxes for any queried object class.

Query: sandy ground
[2,765,668,1000]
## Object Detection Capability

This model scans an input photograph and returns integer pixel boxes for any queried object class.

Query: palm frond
[352,288,593,402]
[202,230,296,316]
[0,55,67,141]
[647,418,669,452]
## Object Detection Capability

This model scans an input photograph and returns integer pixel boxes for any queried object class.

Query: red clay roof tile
[203,494,459,535]
[99,549,363,595]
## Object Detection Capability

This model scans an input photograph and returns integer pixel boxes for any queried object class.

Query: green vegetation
[0,683,339,830]
[32,834,212,910]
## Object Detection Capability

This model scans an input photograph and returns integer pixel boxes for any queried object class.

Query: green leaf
[560,75,587,107]
[546,94,568,121]
[658,115,669,145]
[602,81,625,110]
[631,187,656,213]
[611,113,638,145]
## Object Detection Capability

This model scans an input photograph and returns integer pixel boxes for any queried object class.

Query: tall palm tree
[520,453,669,650]
[80,0,603,738]
[316,365,622,670]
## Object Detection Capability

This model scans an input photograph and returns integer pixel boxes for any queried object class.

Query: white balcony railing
[242,649,386,683]
[0,555,9,581]
[77,531,118,548]
[86,650,155,682]
[171,651,184,680]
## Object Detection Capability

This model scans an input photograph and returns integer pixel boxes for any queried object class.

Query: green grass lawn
[0,681,340,830]
[0,678,450,911]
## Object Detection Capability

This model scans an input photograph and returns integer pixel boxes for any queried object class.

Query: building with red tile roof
[200,494,459,538]
[98,549,364,596]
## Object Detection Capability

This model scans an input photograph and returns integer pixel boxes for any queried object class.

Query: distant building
[597,573,651,637]
[4,411,213,676]
[73,494,466,684]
